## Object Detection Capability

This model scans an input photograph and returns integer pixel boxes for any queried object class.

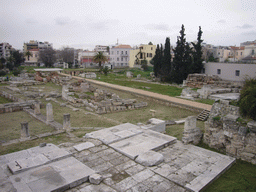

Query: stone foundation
[204,100,256,164]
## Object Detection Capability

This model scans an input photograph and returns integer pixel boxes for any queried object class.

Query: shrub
[0,70,6,76]
[213,116,221,121]
[238,77,256,120]
[12,70,20,76]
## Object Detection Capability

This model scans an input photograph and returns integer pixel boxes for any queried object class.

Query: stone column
[34,102,41,115]
[182,116,202,145]
[46,103,54,123]
[63,113,71,130]
[21,122,29,138]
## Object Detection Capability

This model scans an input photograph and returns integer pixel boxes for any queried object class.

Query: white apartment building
[110,45,132,68]
[0,42,12,59]
[94,45,108,53]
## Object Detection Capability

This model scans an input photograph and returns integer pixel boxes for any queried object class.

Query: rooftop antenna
[117,38,119,45]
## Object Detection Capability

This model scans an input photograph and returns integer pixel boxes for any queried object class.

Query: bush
[0,70,7,76]
[238,77,256,120]
[12,70,21,76]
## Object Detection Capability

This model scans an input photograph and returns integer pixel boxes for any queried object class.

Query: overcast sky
[1,0,255,51]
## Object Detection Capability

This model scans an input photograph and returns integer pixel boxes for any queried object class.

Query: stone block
[73,142,95,151]
[248,121,256,133]
[89,173,103,185]
[135,150,164,167]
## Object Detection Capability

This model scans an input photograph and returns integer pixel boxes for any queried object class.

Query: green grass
[0,133,70,155]
[0,96,12,104]
[204,160,256,192]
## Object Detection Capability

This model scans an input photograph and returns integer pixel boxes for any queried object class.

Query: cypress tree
[192,26,203,73]
[172,24,192,84]
[153,44,160,77]
[162,37,172,81]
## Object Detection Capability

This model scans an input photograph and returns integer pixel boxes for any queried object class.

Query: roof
[114,44,132,49]
[242,55,256,60]
[230,46,244,50]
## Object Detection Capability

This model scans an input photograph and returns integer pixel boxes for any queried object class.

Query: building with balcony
[24,48,39,66]
[0,42,12,59]
[23,40,52,53]
[94,45,109,53]
[129,44,156,68]
[110,44,132,68]
[78,51,109,68]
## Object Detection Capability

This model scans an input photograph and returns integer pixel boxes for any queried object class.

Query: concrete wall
[204,62,256,81]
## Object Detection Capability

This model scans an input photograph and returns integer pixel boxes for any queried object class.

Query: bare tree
[59,47,74,64]
[39,47,56,67]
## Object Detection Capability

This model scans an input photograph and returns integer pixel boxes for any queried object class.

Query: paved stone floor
[0,123,235,192]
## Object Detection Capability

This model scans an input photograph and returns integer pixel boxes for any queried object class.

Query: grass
[0,111,55,143]
[0,96,12,104]
[204,160,256,192]
[0,133,70,155]
[39,99,118,128]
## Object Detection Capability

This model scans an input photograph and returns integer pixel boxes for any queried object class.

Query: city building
[110,44,132,68]
[204,62,256,81]
[23,40,52,53]
[94,45,109,53]
[78,51,109,68]
[24,48,39,66]
[129,44,156,68]
[0,42,12,59]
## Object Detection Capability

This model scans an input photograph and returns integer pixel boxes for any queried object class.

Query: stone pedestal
[46,103,54,123]
[63,113,71,130]
[34,103,41,115]
[182,116,202,145]
[21,122,29,138]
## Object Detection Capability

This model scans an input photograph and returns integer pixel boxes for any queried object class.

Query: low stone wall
[185,74,244,88]
[0,91,20,102]
[0,102,33,114]
[203,100,256,164]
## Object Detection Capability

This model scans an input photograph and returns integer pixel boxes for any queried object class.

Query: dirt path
[60,73,212,111]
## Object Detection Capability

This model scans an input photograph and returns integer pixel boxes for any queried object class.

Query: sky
[1,0,255,51]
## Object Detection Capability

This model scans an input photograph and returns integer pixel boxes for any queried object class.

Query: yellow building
[129,44,156,68]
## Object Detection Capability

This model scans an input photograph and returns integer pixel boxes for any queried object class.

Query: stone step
[197,109,210,121]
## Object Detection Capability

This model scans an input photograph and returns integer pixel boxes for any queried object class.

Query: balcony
[120,53,128,57]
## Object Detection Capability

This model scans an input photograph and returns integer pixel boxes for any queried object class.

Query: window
[252,50,255,55]
[117,57,119,61]
[217,69,221,74]
[121,63,123,66]
[235,70,240,76]
[202,68,205,73]
[121,51,123,54]
[241,52,243,56]
[121,57,123,61]
[125,51,127,54]
[117,51,119,54]
[111,51,114,55]
[151,47,153,50]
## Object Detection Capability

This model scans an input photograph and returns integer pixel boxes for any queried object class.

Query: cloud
[241,31,256,36]
[217,19,226,24]
[89,19,119,31]
[25,18,38,25]
[55,17,71,26]
[145,24,170,31]
[236,24,253,29]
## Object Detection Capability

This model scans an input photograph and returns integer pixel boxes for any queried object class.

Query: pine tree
[192,26,203,73]
[172,24,192,84]
[162,37,172,81]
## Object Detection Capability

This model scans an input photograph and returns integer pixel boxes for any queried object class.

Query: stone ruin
[62,82,148,114]
[182,116,202,145]
[185,73,244,89]
[204,99,256,164]
[180,85,240,100]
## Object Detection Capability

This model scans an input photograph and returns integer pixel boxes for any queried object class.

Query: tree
[238,77,256,120]
[0,57,6,69]
[172,24,192,84]
[25,51,32,61]
[6,56,14,71]
[93,51,108,69]
[39,47,56,67]
[161,37,172,81]
[12,50,24,68]
[59,47,74,64]
[191,26,203,73]
[152,44,163,78]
